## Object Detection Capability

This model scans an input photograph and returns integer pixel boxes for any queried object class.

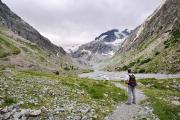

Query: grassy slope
[139,78,180,120]
[105,30,180,73]
[0,27,94,75]
[0,70,127,119]
[0,33,21,58]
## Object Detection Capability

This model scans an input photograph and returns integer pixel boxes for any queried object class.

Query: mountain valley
[0,0,180,120]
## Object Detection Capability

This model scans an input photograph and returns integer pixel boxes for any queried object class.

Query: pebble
[3,112,11,119]
[73,115,81,120]
[171,100,180,105]
[54,108,65,113]
[81,115,88,120]
[1,107,9,113]
[29,109,41,116]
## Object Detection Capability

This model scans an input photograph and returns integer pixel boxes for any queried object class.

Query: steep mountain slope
[105,0,180,73]
[0,28,75,72]
[0,0,79,72]
[0,0,65,55]
[71,29,131,67]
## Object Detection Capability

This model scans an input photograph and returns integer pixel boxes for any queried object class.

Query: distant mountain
[105,0,180,73]
[71,29,131,67]
[0,0,65,55]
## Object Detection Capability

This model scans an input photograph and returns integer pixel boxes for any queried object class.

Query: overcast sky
[3,0,161,48]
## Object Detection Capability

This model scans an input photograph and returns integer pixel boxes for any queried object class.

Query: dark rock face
[95,29,130,42]
[71,29,131,65]
[118,0,180,53]
[0,1,66,55]
[108,0,180,73]
[72,42,113,58]
[95,29,119,42]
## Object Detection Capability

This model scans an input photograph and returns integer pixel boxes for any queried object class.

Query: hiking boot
[132,101,136,104]
[125,102,131,105]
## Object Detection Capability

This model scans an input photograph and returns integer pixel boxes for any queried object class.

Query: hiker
[124,69,137,105]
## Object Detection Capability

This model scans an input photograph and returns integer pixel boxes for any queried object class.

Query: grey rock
[73,116,81,120]
[48,114,54,120]
[54,108,65,113]
[13,109,30,119]
[3,112,11,119]
[1,107,8,113]
[41,106,48,113]
[80,108,90,114]
[21,115,27,120]
[81,116,88,120]
[29,110,41,116]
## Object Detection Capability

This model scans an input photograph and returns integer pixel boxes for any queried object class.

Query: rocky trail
[79,71,180,120]
[105,82,156,120]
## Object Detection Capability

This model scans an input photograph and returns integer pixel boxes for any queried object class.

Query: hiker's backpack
[128,74,137,87]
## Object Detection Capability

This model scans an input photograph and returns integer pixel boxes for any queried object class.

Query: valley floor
[80,71,180,120]
[0,70,127,120]
[0,70,179,120]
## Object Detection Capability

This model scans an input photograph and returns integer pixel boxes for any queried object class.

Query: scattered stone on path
[54,108,65,113]
[29,109,41,116]
[171,100,180,105]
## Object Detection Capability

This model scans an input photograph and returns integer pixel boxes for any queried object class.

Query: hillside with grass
[139,78,180,120]
[0,70,127,119]
[0,1,128,119]
[0,0,180,119]
[0,25,95,77]
[0,27,82,74]
[0,28,127,119]
[105,0,180,73]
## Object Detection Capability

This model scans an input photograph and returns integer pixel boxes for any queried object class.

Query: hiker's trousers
[127,85,136,103]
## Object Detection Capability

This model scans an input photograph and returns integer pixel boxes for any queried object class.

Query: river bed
[79,71,180,80]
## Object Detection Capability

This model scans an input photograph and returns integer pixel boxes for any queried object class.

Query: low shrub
[0,34,21,57]
[164,29,180,49]
[63,67,70,71]
[155,51,160,56]
[122,65,128,70]
[3,96,17,106]
[139,68,146,73]
[139,58,152,65]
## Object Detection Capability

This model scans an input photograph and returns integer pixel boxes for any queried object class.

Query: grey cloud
[2,0,161,47]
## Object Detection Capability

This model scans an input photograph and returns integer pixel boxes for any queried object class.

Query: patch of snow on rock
[81,49,92,55]
[98,35,108,41]
[64,44,81,53]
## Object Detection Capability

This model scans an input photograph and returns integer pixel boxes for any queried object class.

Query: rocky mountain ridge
[105,0,180,73]
[0,0,82,72]
[0,0,65,55]
[71,29,131,67]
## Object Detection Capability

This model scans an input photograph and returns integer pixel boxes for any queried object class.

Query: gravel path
[105,82,146,120]
[79,71,165,120]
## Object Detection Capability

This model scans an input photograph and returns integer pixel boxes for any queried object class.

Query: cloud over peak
[2,0,160,47]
